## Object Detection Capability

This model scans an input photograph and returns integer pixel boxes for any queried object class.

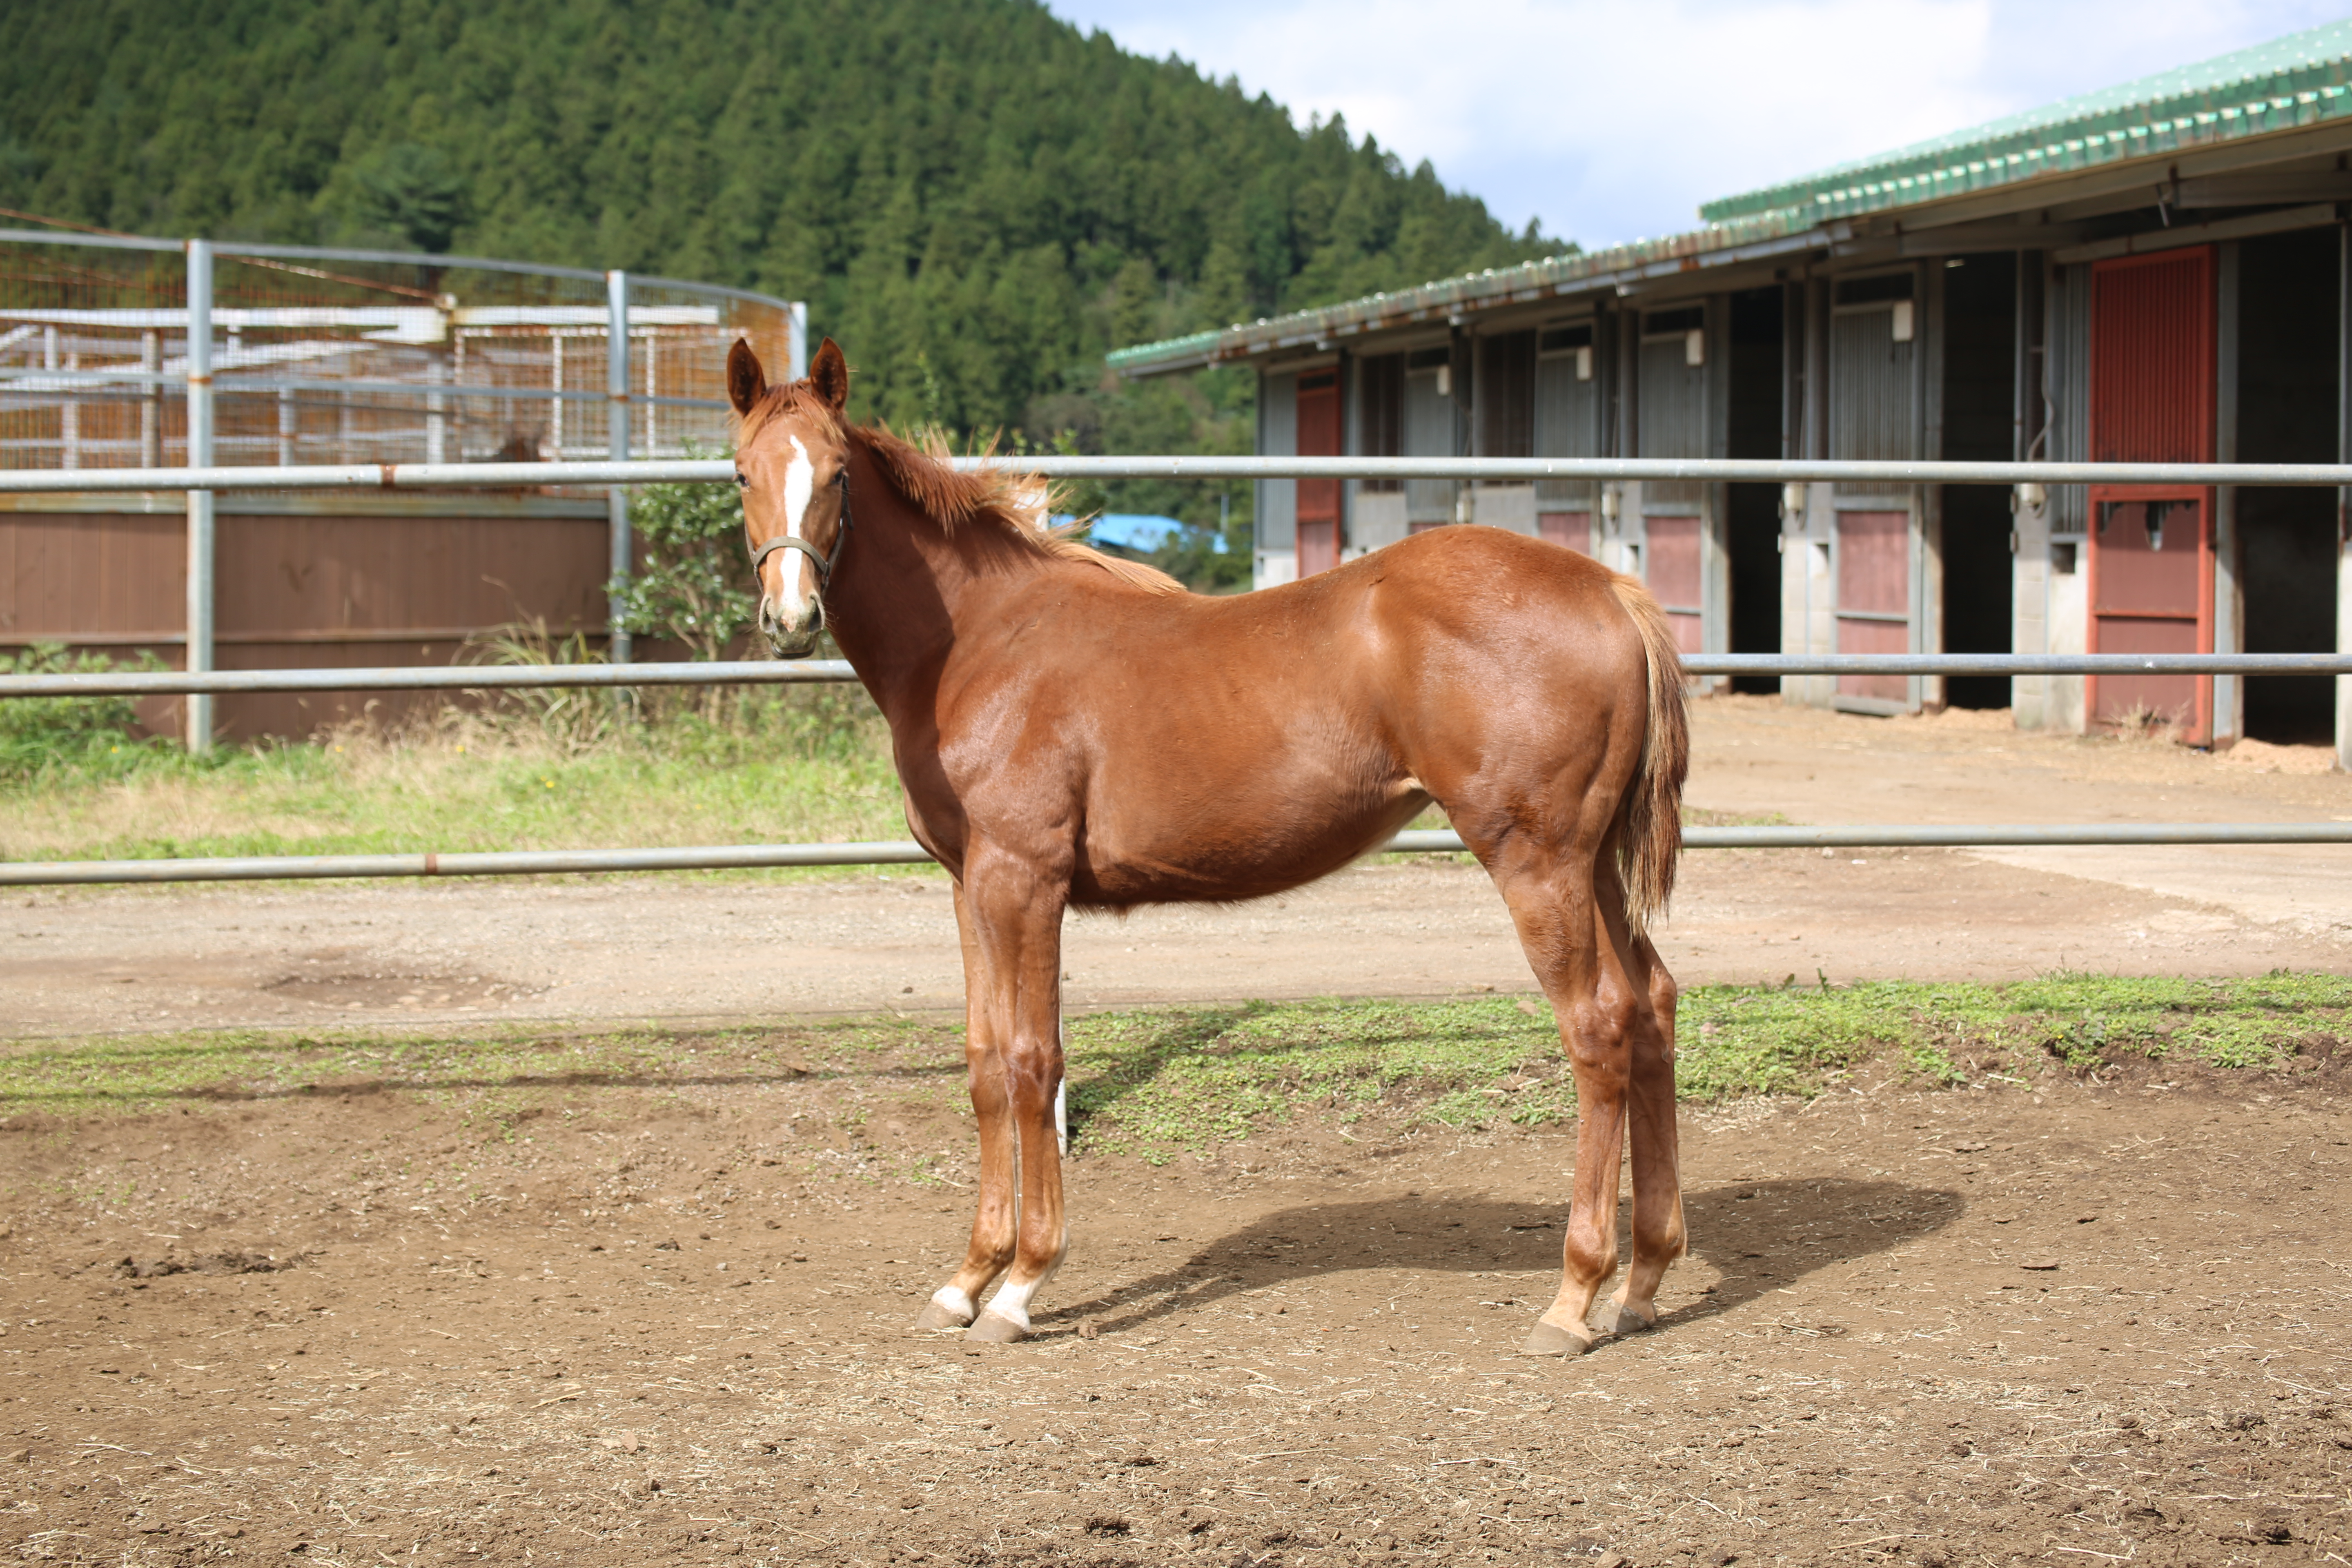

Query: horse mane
[860,420,1187,597]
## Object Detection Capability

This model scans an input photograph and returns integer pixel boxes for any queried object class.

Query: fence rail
[5,822,2348,888]
[4,453,2344,889]
[4,652,2350,699]
[18,455,2352,492]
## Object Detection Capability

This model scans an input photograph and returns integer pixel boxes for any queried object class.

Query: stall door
[1836,511,1911,704]
[2087,248,2215,742]
[1295,370,1342,577]
[1645,516,1704,654]
[2088,494,2213,736]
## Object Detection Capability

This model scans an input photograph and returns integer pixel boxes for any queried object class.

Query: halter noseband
[746,471,853,589]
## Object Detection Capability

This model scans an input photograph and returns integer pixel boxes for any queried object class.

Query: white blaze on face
[768,434,817,619]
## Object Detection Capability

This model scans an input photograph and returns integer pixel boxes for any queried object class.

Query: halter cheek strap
[748,472,853,588]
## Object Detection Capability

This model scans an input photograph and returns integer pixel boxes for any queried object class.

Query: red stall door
[2087,248,2215,743]
[1836,510,1911,705]
[1644,515,1703,655]
[2087,494,2213,739]
[1295,370,1341,577]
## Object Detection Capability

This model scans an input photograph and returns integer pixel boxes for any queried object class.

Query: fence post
[606,269,633,665]
[184,238,215,753]
[788,301,808,383]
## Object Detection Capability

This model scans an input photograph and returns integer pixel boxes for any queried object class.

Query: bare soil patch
[1,1035,2346,1566]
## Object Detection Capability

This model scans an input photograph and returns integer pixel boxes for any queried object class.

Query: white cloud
[1050,0,2352,250]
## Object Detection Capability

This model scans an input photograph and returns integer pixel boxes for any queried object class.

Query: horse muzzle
[759,590,825,659]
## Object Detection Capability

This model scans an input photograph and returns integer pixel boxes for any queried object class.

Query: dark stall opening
[1940,254,2018,708]
[1727,287,1784,693]
[2236,229,2339,744]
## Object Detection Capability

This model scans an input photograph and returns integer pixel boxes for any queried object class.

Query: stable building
[1107,22,2352,763]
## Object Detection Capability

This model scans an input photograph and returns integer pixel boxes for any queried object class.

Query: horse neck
[822,443,1002,716]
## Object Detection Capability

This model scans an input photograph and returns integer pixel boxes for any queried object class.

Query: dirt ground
[0,1042,2347,1566]
[2,699,2349,1565]
[3,699,2348,1039]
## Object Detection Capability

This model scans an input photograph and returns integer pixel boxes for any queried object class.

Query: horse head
[727,335,854,659]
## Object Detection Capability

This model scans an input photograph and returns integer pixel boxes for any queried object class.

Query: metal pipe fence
[18,454,2352,491]
[3,821,2346,889]
[2,452,2345,887]
[4,653,2350,699]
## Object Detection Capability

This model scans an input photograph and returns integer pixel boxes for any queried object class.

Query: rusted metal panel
[1836,509,1911,702]
[0,504,613,740]
[2089,248,2216,463]
[1644,514,1704,653]
[1295,369,1342,575]
[2087,494,2212,738]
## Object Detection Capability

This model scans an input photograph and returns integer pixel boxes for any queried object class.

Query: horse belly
[1072,757,1425,908]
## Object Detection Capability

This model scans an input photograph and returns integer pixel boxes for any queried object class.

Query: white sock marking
[929,1284,974,1323]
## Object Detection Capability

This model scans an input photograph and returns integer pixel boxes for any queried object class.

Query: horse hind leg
[1604,933,1685,1336]
[1484,852,1636,1356]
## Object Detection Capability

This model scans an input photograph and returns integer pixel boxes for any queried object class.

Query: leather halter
[746,472,853,590]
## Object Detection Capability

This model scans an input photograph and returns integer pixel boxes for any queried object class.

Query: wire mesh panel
[0,241,798,479]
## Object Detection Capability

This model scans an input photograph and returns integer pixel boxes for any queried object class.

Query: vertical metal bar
[184,238,215,753]
[140,330,161,469]
[425,343,447,465]
[2339,221,2352,773]
[276,387,295,467]
[2214,241,2242,746]
[787,301,808,382]
[549,332,565,459]
[606,270,633,665]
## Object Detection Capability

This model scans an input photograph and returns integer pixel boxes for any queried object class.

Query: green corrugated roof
[1702,20,2352,225]
[1109,21,2352,376]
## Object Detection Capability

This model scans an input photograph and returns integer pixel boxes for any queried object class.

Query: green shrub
[0,644,167,782]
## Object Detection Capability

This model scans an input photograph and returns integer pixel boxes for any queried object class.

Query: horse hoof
[1521,1319,1610,1357]
[1604,1303,1658,1337]
[913,1301,972,1332]
[965,1311,1029,1344]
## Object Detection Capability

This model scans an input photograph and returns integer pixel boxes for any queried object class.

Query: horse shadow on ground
[1048,1179,1964,1336]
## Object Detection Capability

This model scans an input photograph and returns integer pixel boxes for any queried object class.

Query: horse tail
[1606,573,1689,938]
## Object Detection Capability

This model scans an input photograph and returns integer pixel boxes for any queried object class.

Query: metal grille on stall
[1403,347,1457,530]
[2086,247,2216,743]
[1471,331,1536,535]
[1636,305,1708,653]
[1827,272,1920,710]
[1532,319,1599,552]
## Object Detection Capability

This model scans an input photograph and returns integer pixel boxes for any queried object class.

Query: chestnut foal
[729,338,1689,1356]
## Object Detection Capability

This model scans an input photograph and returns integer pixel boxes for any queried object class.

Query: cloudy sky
[1046,0,2350,252]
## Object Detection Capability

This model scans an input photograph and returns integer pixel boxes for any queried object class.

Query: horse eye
[734,472,750,488]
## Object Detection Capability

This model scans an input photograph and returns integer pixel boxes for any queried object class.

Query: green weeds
[4,975,2340,1163]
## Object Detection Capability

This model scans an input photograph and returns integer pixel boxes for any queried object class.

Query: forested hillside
[0,0,1555,426]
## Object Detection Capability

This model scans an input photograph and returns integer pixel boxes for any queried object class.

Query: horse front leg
[961,853,1070,1344]
[914,879,1018,1331]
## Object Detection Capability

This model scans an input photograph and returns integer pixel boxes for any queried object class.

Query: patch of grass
[0,684,904,866]
[7,975,2341,1160]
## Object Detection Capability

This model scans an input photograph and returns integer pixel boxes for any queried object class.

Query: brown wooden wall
[0,497,617,739]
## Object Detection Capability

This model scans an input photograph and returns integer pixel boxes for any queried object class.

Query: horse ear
[808,337,850,413]
[726,339,766,416]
